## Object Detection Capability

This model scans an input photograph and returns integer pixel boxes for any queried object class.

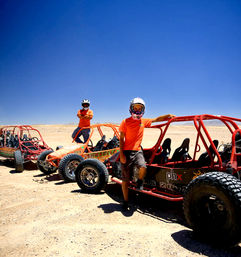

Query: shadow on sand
[0,159,38,173]
[172,230,241,257]
[101,183,185,223]
[32,172,63,183]
[73,182,241,255]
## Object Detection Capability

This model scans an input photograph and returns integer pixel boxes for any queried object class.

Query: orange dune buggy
[37,123,120,182]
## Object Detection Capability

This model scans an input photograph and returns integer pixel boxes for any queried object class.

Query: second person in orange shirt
[72,99,93,144]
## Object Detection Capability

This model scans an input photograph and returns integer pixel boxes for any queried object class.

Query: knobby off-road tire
[37,150,57,175]
[183,172,241,246]
[75,158,109,193]
[14,150,24,172]
[58,154,84,182]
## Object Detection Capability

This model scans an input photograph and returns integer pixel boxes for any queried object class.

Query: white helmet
[129,97,145,120]
[82,99,90,110]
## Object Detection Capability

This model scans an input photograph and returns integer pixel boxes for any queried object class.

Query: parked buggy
[37,123,120,182]
[75,114,241,246]
[0,125,52,172]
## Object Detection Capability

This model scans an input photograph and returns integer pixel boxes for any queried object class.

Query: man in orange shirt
[72,99,93,143]
[119,97,175,210]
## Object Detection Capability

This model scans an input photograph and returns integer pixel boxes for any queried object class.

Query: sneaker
[136,179,144,191]
[122,201,130,211]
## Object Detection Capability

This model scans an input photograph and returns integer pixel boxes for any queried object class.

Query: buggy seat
[197,140,219,167]
[171,138,191,162]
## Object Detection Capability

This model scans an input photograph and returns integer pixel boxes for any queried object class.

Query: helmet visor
[132,103,144,113]
[82,103,90,108]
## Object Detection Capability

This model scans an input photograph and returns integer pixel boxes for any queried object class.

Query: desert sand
[0,124,241,257]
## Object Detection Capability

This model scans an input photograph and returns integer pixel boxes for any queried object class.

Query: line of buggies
[1,114,241,246]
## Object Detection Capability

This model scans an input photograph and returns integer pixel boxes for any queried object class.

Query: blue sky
[0,0,241,125]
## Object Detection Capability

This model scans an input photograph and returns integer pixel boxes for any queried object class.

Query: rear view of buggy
[0,125,51,172]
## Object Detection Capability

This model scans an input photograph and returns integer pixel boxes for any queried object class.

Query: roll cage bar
[72,123,120,145]
[149,114,241,170]
[0,125,48,149]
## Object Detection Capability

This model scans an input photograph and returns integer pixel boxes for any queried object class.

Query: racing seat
[22,134,29,141]
[153,138,171,164]
[235,132,241,153]
[104,136,119,150]
[21,134,39,150]
[0,136,3,146]
[197,140,219,167]
[8,134,15,148]
[235,132,241,165]
[93,135,107,151]
[171,138,191,162]
[14,135,19,148]
[5,131,10,147]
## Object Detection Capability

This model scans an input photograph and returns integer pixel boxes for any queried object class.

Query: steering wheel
[31,137,39,142]
[31,137,40,146]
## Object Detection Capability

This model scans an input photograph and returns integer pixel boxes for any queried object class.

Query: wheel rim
[39,160,55,171]
[80,166,99,188]
[66,160,80,179]
[196,194,228,229]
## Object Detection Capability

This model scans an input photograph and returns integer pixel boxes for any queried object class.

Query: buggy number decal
[166,169,182,182]
[159,182,186,194]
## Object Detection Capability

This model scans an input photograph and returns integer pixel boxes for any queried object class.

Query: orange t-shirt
[78,109,93,127]
[119,117,152,151]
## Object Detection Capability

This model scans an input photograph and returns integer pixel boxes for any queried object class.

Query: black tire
[37,150,57,175]
[183,172,241,246]
[58,154,84,182]
[14,150,24,172]
[56,145,63,150]
[75,158,109,193]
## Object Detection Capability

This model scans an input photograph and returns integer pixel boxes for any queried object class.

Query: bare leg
[136,166,146,190]
[138,167,146,180]
[122,181,129,202]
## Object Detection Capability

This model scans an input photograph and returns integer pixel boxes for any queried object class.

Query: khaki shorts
[121,150,146,182]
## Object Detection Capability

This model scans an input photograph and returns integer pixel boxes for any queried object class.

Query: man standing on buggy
[72,99,93,143]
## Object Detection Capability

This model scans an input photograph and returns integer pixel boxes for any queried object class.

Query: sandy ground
[1,124,241,257]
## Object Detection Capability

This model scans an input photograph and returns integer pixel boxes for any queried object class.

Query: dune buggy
[0,125,52,172]
[37,123,120,182]
[75,114,241,246]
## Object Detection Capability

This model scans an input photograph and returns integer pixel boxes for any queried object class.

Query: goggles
[133,103,143,111]
[131,103,144,114]
[130,103,145,120]
[82,103,90,108]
